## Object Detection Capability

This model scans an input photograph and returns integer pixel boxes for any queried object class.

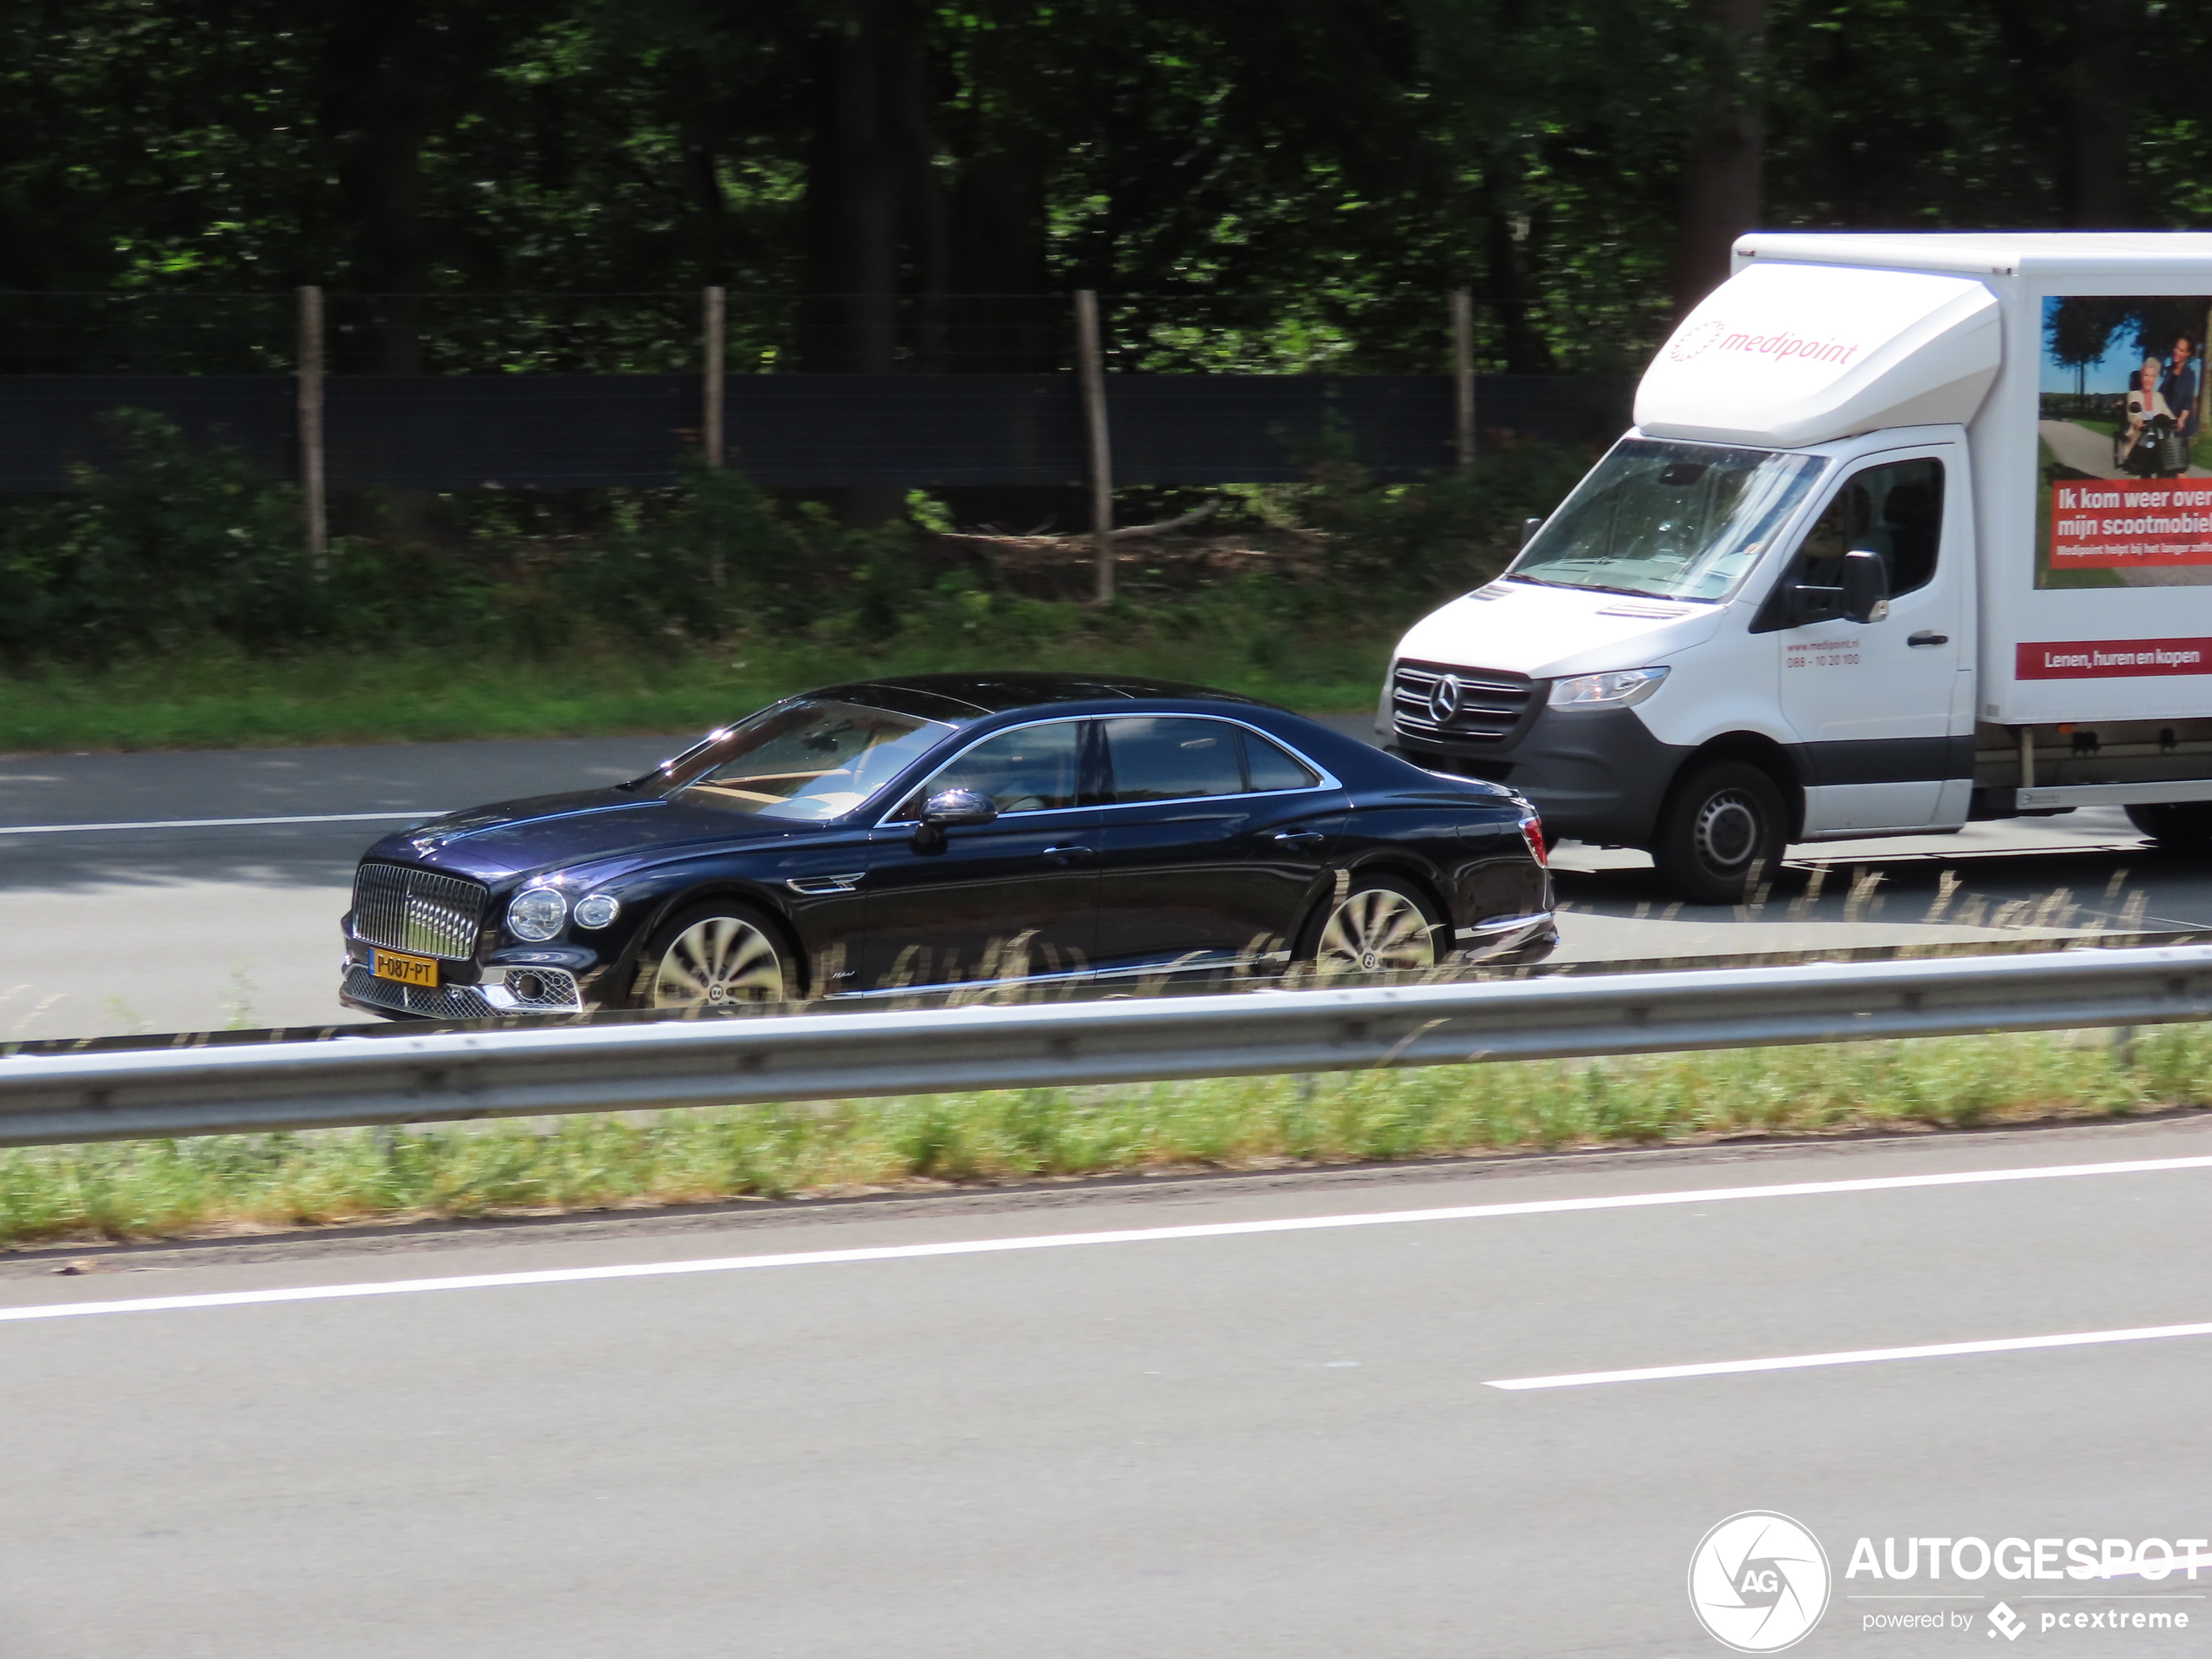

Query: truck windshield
[1507,438,1827,603]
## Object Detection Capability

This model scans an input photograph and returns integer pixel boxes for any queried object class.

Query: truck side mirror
[1521,516,1545,550]
[1838,549,1890,624]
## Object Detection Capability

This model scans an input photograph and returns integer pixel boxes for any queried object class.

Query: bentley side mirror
[1838,549,1890,624]
[911,787,997,849]
[923,788,998,828]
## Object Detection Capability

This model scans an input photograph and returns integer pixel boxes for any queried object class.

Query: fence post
[296,285,327,572]
[1074,289,1115,604]
[702,285,725,467]
[1450,288,1477,471]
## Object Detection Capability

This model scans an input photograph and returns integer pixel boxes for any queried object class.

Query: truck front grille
[1392,659,1536,745]
[350,862,489,961]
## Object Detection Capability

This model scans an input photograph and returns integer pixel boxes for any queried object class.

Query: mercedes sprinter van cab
[1382,233,2212,900]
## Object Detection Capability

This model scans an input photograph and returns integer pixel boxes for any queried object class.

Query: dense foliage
[0,412,1571,668]
[3,0,2208,376]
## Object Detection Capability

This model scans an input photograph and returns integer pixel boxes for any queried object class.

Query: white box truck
[1380,232,2212,900]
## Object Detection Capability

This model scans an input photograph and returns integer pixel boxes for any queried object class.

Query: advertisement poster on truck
[2038,293,2212,588]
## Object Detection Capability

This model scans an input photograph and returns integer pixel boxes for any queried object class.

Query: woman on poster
[2120,354,2186,476]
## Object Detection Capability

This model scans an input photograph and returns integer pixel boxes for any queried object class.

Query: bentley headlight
[573,893,620,930]
[1548,666,1669,709]
[507,886,569,941]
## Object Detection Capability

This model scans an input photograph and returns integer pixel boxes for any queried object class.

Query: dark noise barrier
[0,373,1632,494]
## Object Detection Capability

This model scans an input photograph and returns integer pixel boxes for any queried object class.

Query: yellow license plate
[372,948,440,988]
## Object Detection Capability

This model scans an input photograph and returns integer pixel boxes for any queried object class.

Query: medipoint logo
[1689,1511,1832,1653]
[1668,319,1729,361]
[1663,317,1865,368]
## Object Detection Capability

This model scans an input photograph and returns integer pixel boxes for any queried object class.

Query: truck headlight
[1548,666,1669,709]
[507,886,569,941]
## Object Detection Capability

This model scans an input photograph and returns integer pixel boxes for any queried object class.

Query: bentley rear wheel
[1306,877,1442,975]
[640,903,797,1009]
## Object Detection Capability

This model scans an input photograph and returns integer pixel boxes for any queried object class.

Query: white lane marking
[1487,1320,2212,1390]
[0,812,440,836]
[2,1152,2209,1326]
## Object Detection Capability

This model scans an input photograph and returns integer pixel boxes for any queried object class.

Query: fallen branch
[947,499,1222,546]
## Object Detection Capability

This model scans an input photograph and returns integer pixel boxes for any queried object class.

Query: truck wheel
[1652,761,1787,904]
[2125,803,2212,850]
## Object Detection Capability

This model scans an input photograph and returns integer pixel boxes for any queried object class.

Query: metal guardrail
[1,943,2209,1147]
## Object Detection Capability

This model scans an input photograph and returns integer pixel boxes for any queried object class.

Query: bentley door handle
[1271,831,1326,849]
[1042,845,1095,864]
[1907,631,1949,647]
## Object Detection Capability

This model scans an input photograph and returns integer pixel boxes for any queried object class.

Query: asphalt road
[0,720,2208,1039]
[1,1121,2206,1656]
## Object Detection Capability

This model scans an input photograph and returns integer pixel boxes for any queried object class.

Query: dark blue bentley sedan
[340,673,1554,1019]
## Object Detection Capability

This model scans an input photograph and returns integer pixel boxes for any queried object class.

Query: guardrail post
[297,285,327,574]
[1075,288,1115,604]
[1451,288,1477,471]
[702,285,725,468]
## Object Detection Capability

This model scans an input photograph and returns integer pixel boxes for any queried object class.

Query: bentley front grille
[1392,659,1535,745]
[350,862,489,961]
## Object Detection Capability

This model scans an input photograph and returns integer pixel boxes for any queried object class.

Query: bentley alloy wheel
[1312,879,1440,975]
[646,908,792,1008]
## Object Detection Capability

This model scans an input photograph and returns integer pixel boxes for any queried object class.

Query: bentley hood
[361,789,814,883]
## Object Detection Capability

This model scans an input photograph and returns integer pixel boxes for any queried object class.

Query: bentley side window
[1103,716,1249,802]
[894,720,1088,818]
[1242,730,1321,792]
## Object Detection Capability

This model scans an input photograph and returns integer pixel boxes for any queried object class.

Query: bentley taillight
[1519,813,1548,867]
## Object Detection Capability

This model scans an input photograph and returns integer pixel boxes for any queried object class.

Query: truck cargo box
[1725,233,2212,727]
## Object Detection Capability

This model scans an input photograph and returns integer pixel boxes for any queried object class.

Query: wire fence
[0,289,1555,376]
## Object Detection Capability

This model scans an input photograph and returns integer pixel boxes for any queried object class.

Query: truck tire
[1652,761,1787,904]
[2125,802,2212,850]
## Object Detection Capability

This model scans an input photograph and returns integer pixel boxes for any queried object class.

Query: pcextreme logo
[1689,1511,1832,1652]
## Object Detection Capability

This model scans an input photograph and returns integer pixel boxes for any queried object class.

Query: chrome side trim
[786,872,866,894]
[1453,913,1554,955]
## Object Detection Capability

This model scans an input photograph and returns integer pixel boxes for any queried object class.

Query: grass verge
[5,1026,2203,1251]
[0,629,1391,752]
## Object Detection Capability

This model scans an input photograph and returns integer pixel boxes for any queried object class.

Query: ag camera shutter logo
[1689,1511,1831,1652]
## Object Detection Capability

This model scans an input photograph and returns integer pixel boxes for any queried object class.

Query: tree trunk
[1671,0,1768,316]
[2067,0,2130,226]
[317,0,428,375]
[317,0,451,546]
[798,0,937,523]
[1481,160,1553,374]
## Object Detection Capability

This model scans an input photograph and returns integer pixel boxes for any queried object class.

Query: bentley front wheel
[640,904,796,1008]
